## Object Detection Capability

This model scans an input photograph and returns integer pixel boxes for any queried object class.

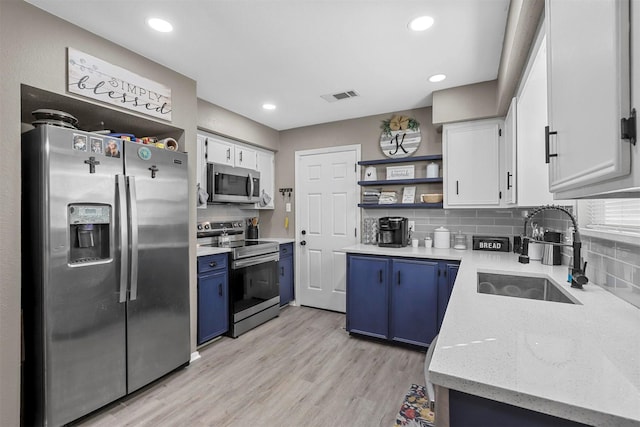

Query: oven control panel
[196,221,244,238]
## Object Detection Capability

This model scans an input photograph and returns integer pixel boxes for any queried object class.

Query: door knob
[300,240,307,246]
[301,230,306,235]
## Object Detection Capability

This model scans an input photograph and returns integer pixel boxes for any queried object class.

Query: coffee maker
[378,217,409,248]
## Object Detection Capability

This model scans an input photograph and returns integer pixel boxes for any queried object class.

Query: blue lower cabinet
[390,259,439,347]
[448,389,590,427]
[197,254,229,345]
[347,254,448,348]
[279,244,294,306]
[437,262,460,330]
[347,255,390,339]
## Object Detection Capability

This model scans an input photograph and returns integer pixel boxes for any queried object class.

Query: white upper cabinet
[503,97,517,205]
[444,119,503,208]
[235,145,257,170]
[546,0,632,195]
[206,135,258,170]
[208,137,236,166]
[515,36,555,207]
[255,149,275,210]
[196,134,208,209]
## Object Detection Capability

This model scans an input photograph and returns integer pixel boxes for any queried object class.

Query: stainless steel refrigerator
[21,125,190,426]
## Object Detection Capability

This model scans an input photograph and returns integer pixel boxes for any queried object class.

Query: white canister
[426,162,440,178]
[433,226,450,249]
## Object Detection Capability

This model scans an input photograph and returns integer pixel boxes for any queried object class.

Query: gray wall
[260,107,439,238]
[431,0,543,124]
[198,98,279,151]
[0,1,197,425]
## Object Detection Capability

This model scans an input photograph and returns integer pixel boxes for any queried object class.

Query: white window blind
[586,199,640,232]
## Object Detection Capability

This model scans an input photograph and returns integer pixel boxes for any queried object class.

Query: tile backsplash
[583,236,640,309]
[362,207,575,249]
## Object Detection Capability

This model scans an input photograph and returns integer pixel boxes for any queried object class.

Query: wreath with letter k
[379,114,421,158]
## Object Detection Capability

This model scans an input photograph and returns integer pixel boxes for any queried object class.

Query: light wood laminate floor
[75,306,425,427]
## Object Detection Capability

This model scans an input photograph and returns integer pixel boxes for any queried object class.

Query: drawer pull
[209,261,217,268]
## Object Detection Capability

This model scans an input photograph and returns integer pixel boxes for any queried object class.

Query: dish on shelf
[421,193,443,203]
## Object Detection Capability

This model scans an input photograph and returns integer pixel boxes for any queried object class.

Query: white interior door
[295,145,360,312]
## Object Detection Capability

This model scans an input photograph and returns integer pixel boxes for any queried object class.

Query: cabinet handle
[378,269,383,283]
[438,269,441,277]
[281,266,284,276]
[397,271,401,285]
[240,151,243,162]
[209,261,217,268]
[443,270,447,278]
[456,180,459,195]
[545,126,558,164]
[218,283,223,296]
[226,148,231,160]
[507,172,512,190]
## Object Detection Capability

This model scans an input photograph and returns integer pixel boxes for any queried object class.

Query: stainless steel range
[197,220,280,337]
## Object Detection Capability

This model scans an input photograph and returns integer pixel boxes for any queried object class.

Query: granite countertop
[343,244,640,426]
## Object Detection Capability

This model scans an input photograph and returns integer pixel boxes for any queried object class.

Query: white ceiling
[25,0,510,131]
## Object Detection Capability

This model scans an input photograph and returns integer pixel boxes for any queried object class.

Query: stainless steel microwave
[207,163,260,204]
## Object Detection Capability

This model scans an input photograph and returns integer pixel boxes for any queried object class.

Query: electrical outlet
[408,220,415,231]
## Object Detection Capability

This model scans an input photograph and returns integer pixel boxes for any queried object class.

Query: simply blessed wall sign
[67,48,172,121]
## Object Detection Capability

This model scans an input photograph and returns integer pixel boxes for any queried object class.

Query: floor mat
[393,384,434,427]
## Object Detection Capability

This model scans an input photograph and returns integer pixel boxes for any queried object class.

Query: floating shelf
[358,177,442,186]
[358,154,442,166]
[358,203,444,209]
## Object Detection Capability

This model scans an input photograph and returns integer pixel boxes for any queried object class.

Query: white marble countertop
[196,246,232,257]
[197,238,295,257]
[258,237,296,244]
[343,244,640,426]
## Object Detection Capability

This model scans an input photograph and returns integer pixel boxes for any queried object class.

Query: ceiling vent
[321,90,359,103]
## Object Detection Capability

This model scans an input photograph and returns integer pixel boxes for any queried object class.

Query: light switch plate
[286,202,291,212]
[408,220,415,231]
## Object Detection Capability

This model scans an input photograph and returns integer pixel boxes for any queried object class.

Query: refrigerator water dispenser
[68,204,111,264]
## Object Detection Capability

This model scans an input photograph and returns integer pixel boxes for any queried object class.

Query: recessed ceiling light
[408,16,434,32]
[147,18,173,33]
[429,74,447,83]
[262,103,276,110]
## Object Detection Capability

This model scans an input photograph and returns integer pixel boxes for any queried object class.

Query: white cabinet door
[503,98,517,205]
[235,145,257,170]
[208,138,235,166]
[444,119,502,208]
[255,149,275,209]
[546,0,631,193]
[196,134,207,209]
[516,36,555,207]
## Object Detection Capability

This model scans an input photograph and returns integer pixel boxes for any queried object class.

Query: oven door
[230,252,280,323]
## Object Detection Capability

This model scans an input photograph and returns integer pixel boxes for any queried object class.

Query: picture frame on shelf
[402,187,416,204]
[386,165,414,180]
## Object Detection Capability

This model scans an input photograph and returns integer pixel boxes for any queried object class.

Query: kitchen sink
[477,272,580,305]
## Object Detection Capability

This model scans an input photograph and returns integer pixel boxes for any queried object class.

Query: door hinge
[621,108,637,145]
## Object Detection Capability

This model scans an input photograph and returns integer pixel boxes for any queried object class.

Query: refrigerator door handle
[117,175,129,303]
[128,176,139,300]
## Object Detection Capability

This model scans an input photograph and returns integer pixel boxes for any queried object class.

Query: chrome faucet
[518,205,589,289]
